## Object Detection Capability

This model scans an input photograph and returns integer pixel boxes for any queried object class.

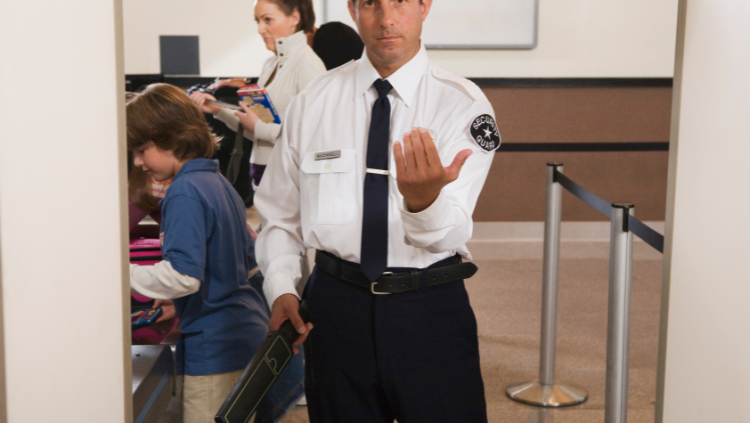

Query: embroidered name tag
[315,150,341,161]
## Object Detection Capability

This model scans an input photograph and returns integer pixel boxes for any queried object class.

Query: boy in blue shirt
[126,83,302,423]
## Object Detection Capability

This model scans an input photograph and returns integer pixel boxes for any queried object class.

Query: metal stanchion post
[506,163,588,407]
[605,204,635,423]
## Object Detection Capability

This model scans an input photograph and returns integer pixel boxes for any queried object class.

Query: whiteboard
[323,0,538,49]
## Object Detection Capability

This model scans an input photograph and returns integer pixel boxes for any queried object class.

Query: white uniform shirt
[214,30,326,165]
[255,44,500,306]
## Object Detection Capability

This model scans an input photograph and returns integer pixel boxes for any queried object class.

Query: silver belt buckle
[371,272,393,295]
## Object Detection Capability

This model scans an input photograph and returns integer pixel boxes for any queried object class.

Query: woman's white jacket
[214,30,326,165]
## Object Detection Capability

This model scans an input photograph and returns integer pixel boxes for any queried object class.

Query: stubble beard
[370,41,420,72]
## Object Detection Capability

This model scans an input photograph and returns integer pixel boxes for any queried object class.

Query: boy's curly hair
[126,83,221,161]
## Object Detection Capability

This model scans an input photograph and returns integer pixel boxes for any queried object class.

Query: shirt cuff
[254,120,278,144]
[400,190,453,232]
[261,254,304,307]
[262,273,301,309]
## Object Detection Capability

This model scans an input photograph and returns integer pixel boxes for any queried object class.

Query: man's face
[348,0,431,70]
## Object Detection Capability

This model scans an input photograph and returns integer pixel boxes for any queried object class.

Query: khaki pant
[183,369,253,423]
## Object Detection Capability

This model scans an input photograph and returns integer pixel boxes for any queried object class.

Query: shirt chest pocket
[301,149,357,225]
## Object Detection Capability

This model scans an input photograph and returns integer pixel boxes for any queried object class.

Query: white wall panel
[123,0,679,78]
[658,0,750,422]
[0,0,131,421]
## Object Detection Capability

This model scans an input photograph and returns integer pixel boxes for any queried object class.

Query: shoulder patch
[432,67,485,102]
[469,114,501,153]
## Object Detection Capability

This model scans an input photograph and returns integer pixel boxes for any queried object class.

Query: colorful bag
[130,238,162,266]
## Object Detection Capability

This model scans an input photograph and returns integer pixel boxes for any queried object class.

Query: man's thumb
[289,311,306,334]
[446,149,473,181]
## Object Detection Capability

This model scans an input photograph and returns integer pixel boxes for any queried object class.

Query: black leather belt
[315,250,478,294]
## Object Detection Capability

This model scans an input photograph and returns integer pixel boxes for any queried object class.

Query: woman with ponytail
[190,0,326,188]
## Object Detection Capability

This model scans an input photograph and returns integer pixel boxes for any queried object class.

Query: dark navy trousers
[303,264,488,423]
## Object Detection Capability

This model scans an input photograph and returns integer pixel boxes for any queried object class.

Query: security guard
[255,0,501,421]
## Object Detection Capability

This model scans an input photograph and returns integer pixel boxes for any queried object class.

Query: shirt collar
[173,158,219,181]
[355,42,429,108]
[274,30,308,64]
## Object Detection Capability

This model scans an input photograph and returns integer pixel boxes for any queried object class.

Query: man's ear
[421,0,432,21]
[347,0,358,26]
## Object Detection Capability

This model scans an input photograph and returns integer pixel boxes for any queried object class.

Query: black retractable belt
[315,250,478,294]
[214,302,310,423]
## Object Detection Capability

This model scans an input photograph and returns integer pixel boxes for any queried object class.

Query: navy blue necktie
[360,79,393,281]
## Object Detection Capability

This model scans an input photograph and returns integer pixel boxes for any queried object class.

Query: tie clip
[366,168,389,176]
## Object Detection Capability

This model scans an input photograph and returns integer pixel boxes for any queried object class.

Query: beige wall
[0,0,131,421]
[123,0,679,78]
[425,0,678,78]
[0,236,5,423]
[656,0,750,422]
[123,0,268,77]
[475,86,672,222]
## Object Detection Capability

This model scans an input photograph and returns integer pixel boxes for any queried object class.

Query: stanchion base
[506,381,588,407]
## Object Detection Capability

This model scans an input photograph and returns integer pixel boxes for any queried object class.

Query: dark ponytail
[265,0,316,33]
[297,0,315,33]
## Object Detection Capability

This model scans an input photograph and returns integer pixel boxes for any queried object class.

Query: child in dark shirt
[126,83,302,423]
